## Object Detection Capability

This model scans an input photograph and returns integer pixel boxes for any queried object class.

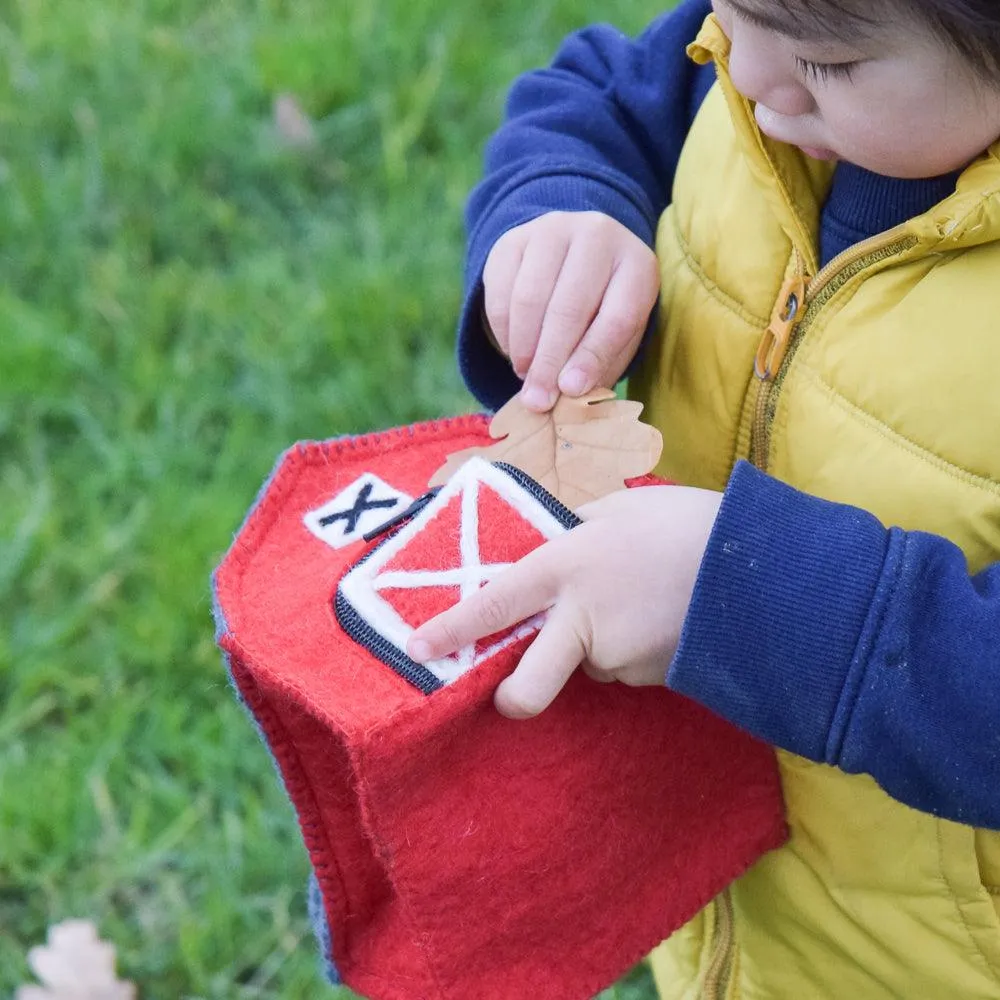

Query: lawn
[2,0,664,994]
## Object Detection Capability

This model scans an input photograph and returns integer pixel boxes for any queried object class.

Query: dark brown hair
[749,0,1000,81]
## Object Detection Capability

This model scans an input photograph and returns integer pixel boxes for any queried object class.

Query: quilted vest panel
[635,15,1000,1000]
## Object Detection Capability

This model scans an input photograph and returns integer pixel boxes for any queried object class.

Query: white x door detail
[338,458,572,687]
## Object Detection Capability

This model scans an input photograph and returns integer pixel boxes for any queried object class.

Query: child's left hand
[407,485,723,718]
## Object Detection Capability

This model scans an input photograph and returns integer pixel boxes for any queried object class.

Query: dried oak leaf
[430,388,663,509]
[16,920,136,1000]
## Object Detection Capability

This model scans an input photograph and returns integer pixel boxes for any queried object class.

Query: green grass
[2,0,664,994]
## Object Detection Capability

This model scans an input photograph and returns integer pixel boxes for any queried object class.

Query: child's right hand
[483,211,660,412]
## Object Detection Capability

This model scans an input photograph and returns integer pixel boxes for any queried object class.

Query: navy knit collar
[819,161,961,267]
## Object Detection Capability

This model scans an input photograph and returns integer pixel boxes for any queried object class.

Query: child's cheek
[711,1,733,37]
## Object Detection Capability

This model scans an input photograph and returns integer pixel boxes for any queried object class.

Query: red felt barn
[213,415,785,1000]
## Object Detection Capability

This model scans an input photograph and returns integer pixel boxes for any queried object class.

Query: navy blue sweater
[458,0,1000,828]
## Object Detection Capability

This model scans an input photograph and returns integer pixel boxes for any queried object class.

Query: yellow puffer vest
[633,15,1000,1000]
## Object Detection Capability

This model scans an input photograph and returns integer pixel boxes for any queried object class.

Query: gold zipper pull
[755,273,807,380]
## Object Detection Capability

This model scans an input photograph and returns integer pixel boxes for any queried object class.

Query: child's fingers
[482,231,527,356]
[521,240,609,410]
[406,555,555,663]
[596,330,646,394]
[558,253,658,395]
[493,603,587,718]
[580,659,615,684]
[571,316,646,395]
[506,237,571,385]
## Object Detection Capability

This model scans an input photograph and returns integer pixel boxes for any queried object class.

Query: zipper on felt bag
[333,590,444,694]
[363,488,441,542]
[361,459,581,544]
[337,462,580,695]
[493,462,582,529]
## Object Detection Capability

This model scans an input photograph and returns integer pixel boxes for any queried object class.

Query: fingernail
[520,383,556,411]
[408,638,432,663]
[558,367,590,395]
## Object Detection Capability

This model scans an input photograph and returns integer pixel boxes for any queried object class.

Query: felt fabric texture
[307,872,341,985]
[303,472,414,550]
[213,415,787,1000]
[339,459,576,688]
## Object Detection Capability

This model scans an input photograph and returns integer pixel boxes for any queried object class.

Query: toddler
[409,1,1000,997]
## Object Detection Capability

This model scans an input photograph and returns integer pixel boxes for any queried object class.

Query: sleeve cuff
[667,462,891,762]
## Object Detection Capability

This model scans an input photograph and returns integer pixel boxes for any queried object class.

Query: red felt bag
[213,415,785,1000]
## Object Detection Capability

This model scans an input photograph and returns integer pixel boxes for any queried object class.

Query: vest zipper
[700,888,735,1000]
[749,228,919,470]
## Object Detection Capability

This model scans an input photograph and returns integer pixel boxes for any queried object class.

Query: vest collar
[687,13,1000,264]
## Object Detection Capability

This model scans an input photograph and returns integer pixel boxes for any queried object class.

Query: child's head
[712,0,1000,178]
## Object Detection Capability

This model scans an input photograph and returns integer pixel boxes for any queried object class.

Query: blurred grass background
[1,0,665,994]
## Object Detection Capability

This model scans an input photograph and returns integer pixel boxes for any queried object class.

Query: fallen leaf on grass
[429,388,663,509]
[273,93,317,148]
[16,920,136,1000]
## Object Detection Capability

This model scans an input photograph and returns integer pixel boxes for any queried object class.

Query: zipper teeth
[494,462,582,529]
[701,889,735,999]
[805,225,912,296]
[750,383,769,470]
[804,235,917,317]
[332,461,580,696]
[751,236,918,470]
[334,503,446,695]
[334,591,444,694]
[363,488,440,542]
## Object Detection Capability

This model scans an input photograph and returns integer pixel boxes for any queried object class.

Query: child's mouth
[798,144,837,161]
[753,106,836,162]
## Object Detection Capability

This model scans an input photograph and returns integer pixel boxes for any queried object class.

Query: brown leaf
[16,920,136,1000]
[429,388,663,509]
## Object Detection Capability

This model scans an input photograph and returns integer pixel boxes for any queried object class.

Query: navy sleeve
[669,461,1000,829]
[458,0,715,411]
